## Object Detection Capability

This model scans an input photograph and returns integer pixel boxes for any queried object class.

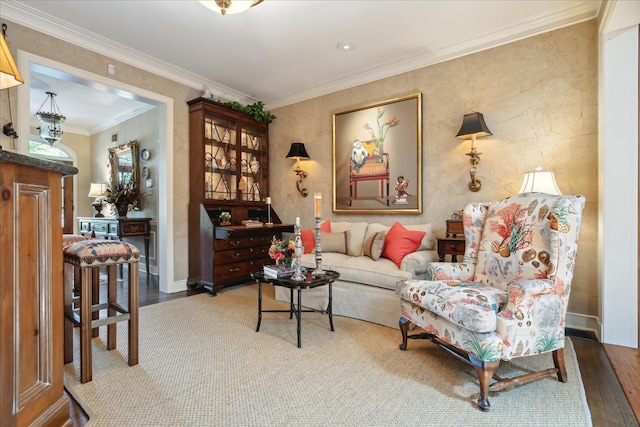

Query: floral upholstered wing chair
[396,193,585,411]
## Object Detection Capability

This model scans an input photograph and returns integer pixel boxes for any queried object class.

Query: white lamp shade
[88,183,107,198]
[518,168,562,195]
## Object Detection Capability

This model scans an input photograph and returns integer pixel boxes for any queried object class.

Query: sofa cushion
[396,279,507,333]
[320,231,350,254]
[405,223,435,250]
[330,221,369,256]
[363,230,386,260]
[301,220,331,254]
[381,222,425,267]
[364,222,434,251]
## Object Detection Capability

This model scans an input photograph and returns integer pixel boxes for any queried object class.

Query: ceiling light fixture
[337,42,355,52]
[200,0,263,15]
[36,91,66,146]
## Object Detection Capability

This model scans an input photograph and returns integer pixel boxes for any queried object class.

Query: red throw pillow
[301,220,331,254]
[381,222,426,267]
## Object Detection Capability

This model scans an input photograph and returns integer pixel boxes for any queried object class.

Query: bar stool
[63,239,140,383]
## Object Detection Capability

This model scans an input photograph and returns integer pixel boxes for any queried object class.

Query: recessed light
[337,42,355,52]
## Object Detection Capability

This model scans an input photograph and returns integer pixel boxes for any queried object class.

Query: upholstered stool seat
[62,234,89,247]
[63,239,140,383]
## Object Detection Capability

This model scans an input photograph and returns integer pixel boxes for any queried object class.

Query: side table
[436,236,466,262]
[250,270,340,348]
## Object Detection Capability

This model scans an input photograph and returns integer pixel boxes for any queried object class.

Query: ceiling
[2,0,601,135]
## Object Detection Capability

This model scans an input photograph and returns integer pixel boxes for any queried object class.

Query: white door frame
[17,52,177,293]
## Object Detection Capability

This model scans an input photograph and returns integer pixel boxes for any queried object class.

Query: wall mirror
[109,140,140,192]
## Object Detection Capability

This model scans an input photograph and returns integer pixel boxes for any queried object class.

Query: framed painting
[332,92,422,214]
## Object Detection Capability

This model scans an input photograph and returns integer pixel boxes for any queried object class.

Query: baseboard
[566,311,601,341]
[167,278,188,294]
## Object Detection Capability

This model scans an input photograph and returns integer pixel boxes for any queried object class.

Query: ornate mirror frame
[109,139,140,193]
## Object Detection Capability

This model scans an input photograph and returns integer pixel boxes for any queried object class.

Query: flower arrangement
[268,236,296,267]
[362,108,400,155]
[104,183,143,211]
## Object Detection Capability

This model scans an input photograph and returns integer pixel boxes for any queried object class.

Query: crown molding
[0,0,256,105]
[265,1,600,109]
[2,0,600,110]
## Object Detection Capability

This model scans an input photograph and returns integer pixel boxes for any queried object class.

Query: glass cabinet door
[240,126,267,202]
[204,114,236,201]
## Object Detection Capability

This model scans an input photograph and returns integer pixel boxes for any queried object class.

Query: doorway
[17,52,176,293]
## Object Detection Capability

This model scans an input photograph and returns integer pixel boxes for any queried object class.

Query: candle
[295,216,300,226]
[265,196,271,205]
[314,193,322,217]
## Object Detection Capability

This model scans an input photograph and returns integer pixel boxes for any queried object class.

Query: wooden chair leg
[63,263,74,364]
[80,268,93,383]
[107,264,117,350]
[91,266,100,338]
[399,316,410,351]
[128,262,139,367]
[470,356,500,412]
[553,348,567,382]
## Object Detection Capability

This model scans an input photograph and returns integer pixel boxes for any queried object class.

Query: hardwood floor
[66,273,640,426]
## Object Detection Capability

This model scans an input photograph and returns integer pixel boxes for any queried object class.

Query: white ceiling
[2,0,601,135]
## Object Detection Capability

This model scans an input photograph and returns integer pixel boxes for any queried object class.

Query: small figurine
[394,175,410,205]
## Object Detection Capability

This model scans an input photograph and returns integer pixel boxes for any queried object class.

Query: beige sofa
[274,221,439,329]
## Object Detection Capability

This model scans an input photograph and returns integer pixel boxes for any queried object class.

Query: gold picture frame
[332,92,422,214]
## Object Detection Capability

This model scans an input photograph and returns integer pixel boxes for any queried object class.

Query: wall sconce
[286,142,310,197]
[456,112,492,192]
[88,182,107,217]
[518,166,562,195]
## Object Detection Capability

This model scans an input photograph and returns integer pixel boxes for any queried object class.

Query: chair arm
[426,262,476,281]
[400,250,440,276]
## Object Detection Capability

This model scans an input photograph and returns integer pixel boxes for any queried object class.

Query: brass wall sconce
[456,112,492,192]
[286,142,310,197]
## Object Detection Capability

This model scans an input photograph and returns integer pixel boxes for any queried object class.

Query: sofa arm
[400,250,439,276]
[426,262,476,281]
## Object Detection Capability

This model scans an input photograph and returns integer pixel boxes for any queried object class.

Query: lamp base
[91,202,104,217]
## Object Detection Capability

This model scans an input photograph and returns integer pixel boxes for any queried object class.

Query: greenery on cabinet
[224,100,276,123]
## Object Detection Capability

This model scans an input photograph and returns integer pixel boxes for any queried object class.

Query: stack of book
[263,265,305,279]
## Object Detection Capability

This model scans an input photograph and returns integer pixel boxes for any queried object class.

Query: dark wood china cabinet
[187,97,292,295]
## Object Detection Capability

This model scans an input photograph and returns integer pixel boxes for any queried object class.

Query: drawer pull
[229,267,240,272]
[231,253,240,259]
[230,241,240,247]
[450,244,457,251]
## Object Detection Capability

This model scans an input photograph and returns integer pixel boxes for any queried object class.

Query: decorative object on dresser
[88,182,107,217]
[285,142,310,197]
[455,111,492,192]
[445,218,463,237]
[77,216,152,279]
[1,150,77,425]
[187,97,292,295]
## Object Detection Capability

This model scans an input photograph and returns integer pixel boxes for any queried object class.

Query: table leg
[328,281,334,331]
[289,288,294,319]
[297,288,302,348]
[256,280,262,332]
[145,235,150,280]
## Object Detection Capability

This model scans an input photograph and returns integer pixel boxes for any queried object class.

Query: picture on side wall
[332,92,422,214]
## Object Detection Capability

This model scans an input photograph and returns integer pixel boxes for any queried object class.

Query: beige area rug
[64,284,592,426]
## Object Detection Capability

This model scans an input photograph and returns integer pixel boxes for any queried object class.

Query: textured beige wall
[1,20,200,282]
[0,19,598,317]
[270,21,598,317]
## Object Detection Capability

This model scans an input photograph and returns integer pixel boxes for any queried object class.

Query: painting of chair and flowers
[333,93,422,214]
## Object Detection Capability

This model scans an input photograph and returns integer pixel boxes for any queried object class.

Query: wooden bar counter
[1,150,78,426]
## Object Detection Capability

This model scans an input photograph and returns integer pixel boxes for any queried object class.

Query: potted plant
[104,183,143,216]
